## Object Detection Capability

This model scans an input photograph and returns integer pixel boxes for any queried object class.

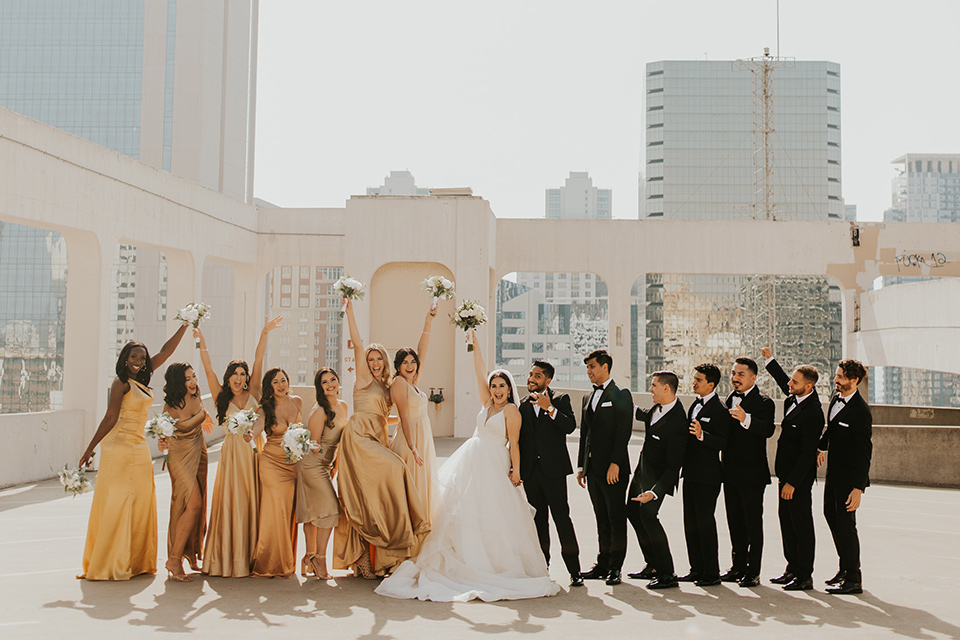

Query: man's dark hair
[794,364,819,385]
[652,370,679,394]
[838,359,867,384]
[734,356,759,376]
[584,349,613,372]
[531,359,555,380]
[694,363,721,387]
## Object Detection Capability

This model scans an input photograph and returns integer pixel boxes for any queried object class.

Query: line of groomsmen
[517,348,872,595]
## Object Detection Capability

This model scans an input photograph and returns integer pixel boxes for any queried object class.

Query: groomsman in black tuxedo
[818,359,872,595]
[519,359,582,587]
[721,357,776,588]
[577,349,633,586]
[626,371,687,590]
[762,348,825,591]
[677,363,731,587]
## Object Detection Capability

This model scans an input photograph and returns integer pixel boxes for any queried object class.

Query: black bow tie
[835,396,847,404]
[732,391,745,398]
[593,384,604,391]
[693,397,704,407]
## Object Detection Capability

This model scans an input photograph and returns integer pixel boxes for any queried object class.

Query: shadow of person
[478,586,623,634]
[806,589,960,638]
[329,578,458,640]
[43,574,155,621]
[128,573,207,633]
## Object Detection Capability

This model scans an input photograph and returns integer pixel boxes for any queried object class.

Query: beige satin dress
[80,379,158,580]
[334,382,429,574]
[251,412,300,578]
[296,413,346,528]
[165,406,209,567]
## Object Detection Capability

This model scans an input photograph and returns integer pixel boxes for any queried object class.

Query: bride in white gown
[376,330,560,602]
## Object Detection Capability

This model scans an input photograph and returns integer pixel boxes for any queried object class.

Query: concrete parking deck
[2,435,959,639]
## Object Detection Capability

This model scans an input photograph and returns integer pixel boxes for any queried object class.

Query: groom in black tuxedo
[577,349,633,586]
[519,360,582,587]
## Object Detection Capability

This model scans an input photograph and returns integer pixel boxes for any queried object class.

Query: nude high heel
[309,554,332,580]
[301,555,315,577]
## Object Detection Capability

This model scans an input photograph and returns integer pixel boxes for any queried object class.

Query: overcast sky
[254,0,960,222]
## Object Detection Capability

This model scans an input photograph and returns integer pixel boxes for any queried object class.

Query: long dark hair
[393,347,421,379]
[260,367,288,436]
[163,362,194,410]
[116,341,153,387]
[216,360,250,424]
[314,368,340,430]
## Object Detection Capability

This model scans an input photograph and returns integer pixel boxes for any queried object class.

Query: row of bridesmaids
[78,299,439,582]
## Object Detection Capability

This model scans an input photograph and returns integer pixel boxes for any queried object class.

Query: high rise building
[640,58,843,394]
[366,171,429,196]
[546,171,612,219]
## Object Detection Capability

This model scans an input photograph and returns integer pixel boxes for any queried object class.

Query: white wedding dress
[375,406,561,602]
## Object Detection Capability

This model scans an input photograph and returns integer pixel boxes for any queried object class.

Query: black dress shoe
[769,572,795,585]
[569,573,584,587]
[826,580,863,595]
[738,574,760,588]
[783,577,814,591]
[824,570,846,586]
[605,570,622,585]
[695,575,722,587]
[677,572,702,582]
[581,565,608,580]
[720,569,745,583]
[627,565,657,580]
[647,575,679,590]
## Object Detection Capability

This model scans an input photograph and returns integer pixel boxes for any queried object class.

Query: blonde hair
[365,343,392,386]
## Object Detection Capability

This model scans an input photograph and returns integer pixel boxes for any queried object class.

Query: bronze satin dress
[203,395,261,577]
[334,382,429,574]
[251,412,300,578]
[80,379,158,580]
[165,406,209,567]
[297,413,346,528]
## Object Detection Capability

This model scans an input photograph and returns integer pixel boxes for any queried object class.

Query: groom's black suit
[519,389,580,576]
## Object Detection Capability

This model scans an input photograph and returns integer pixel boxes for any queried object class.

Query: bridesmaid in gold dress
[386,302,440,561]
[251,367,303,578]
[195,316,280,578]
[297,367,348,580]
[334,298,429,578]
[78,326,187,581]
[159,363,212,582]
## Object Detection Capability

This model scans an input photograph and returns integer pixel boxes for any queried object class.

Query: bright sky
[254,0,960,222]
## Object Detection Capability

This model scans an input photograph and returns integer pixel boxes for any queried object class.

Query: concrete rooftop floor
[2,435,959,640]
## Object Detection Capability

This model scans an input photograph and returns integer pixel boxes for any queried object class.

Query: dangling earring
[243,383,248,390]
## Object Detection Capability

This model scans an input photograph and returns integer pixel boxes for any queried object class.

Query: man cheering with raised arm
[519,359,582,588]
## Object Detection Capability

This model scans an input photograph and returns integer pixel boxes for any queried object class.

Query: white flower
[59,465,93,497]
[441,277,453,289]
[280,424,318,462]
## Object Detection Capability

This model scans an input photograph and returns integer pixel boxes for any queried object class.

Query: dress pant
[723,482,766,576]
[627,494,674,575]
[778,480,815,580]
[586,471,628,572]
[823,481,862,581]
[682,480,721,578]
[522,462,580,576]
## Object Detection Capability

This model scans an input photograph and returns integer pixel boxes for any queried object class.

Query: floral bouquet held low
[144,412,178,468]
[225,408,259,453]
[421,275,456,312]
[333,276,366,317]
[451,299,488,352]
[176,302,212,349]
[281,424,319,463]
[58,464,94,498]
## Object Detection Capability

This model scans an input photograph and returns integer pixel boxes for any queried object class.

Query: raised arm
[414,305,436,381]
[761,347,791,397]
[505,405,522,486]
[471,330,491,406]
[250,315,283,401]
[344,298,373,388]
[79,377,128,467]
[151,324,188,369]
[392,379,424,467]
[194,328,222,399]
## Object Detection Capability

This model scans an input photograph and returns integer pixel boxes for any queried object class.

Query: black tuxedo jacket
[577,380,632,477]
[766,358,825,489]
[519,389,576,480]
[630,401,688,498]
[682,393,731,486]
[721,386,776,486]
[819,390,872,491]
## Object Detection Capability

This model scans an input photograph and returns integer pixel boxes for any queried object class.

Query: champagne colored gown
[80,379,158,580]
[203,396,261,577]
[251,411,300,578]
[334,382,429,574]
[165,406,209,567]
[297,413,346,528]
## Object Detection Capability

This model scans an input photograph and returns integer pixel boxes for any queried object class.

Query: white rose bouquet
[451,299,488,351]
[176,302,212,348]
[58,465,93,498]
[333,275,366,317]
[225,408,259,453]
[280,423,319,463]
[144,411,178,465]
[421,275,456,311]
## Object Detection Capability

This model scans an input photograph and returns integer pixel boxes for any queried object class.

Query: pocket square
[839,421,849,427]
[700,417,711,422]
[652,434,660,440]
[601,401,613,408]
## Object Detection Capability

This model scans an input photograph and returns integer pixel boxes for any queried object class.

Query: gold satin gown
[80,379,158,580]
[165,406,209,568]
[334,382,429,574]
[297,413,346,528]
[203,396,261,577]
[251,413,300,578]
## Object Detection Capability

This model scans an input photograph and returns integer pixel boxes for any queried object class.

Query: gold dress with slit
[165,406,209,567]
[80,379,158,580]
[334,382,429,574]
[251,412,300,578]
[297,413,346,528]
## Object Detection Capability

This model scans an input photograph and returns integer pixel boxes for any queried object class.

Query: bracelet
[422,331,430,334]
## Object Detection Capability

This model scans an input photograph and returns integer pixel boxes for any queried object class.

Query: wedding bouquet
[58,465,93,498]
[333,275,366,317]
[421,275,456,311]
[451,300,488,351]
[144,412,178,465]
[280,424,318,463]
[176,302,212,348]
[225,408,259,453]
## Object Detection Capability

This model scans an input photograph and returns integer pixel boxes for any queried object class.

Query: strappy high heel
[354,548,376,580]
[165,559,193,582]
[300,555,315,577]
[309,554,332,580]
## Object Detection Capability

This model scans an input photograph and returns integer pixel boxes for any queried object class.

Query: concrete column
[161,247,197,368]
[604,273,635,392]
[231,261,263,364]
